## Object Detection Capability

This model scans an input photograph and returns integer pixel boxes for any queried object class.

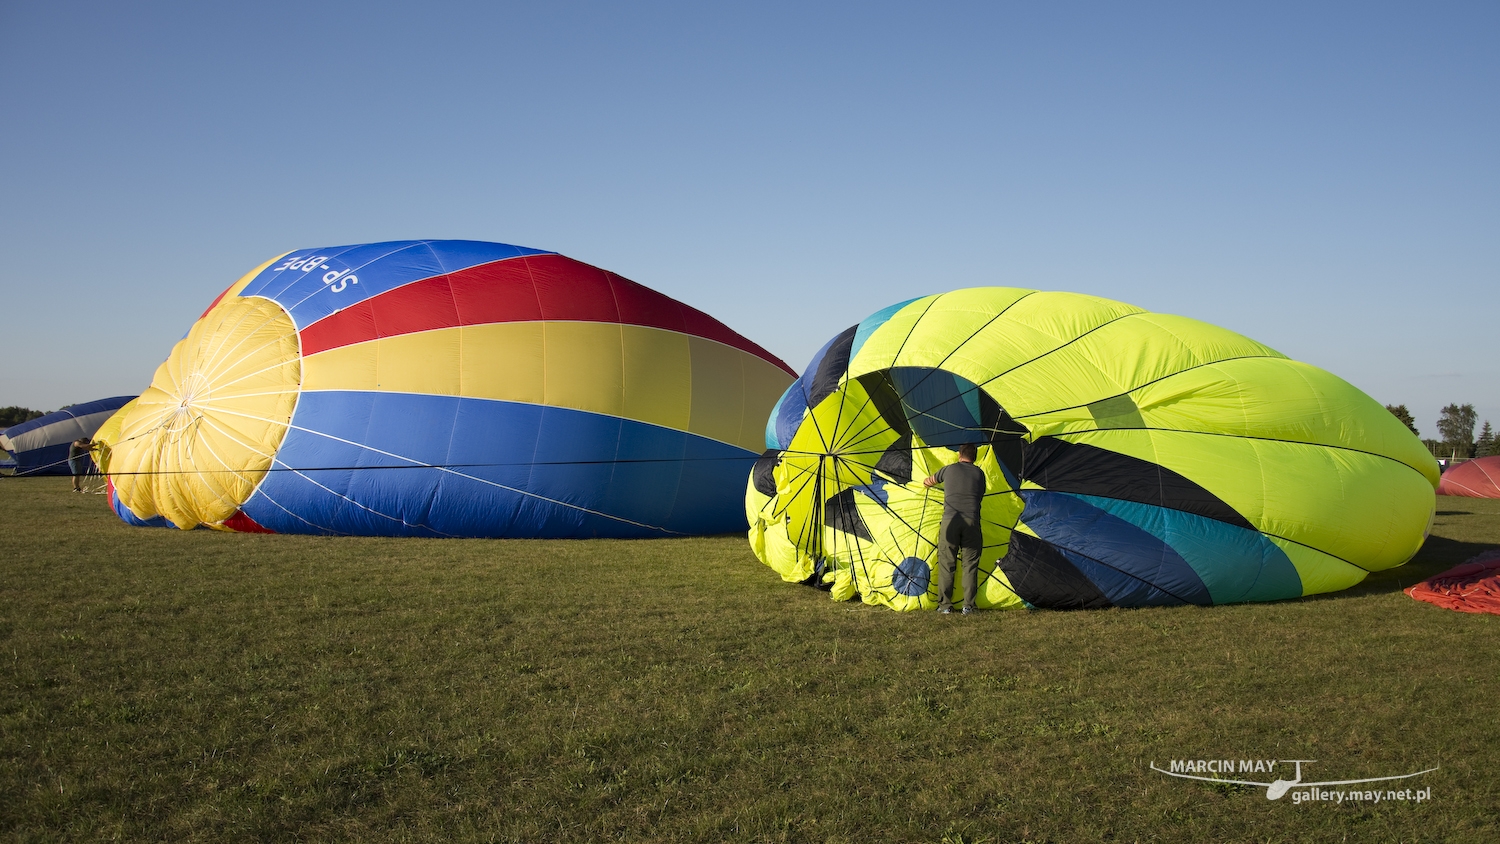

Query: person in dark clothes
[923,442,986,614]
[69,438,93,492]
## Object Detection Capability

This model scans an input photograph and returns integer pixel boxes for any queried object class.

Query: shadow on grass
[1307,533,1500,601]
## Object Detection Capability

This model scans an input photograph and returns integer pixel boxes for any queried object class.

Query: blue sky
[2,1,1495,439]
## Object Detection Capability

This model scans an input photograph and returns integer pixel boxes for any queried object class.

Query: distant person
[69,438,93,492]
[923,442,986,615]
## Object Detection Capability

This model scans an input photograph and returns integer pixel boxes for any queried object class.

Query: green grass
[3,477,1499,842]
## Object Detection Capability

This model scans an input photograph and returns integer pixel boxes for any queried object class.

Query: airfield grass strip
[2,477,1498,842]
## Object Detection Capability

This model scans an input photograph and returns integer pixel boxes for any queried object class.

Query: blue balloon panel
[240,391,758,538]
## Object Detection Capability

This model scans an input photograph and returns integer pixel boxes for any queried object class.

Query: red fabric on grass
[1405,550,1500,615]
[221,510,276,534]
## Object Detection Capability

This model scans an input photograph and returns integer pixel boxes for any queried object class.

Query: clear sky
[2,1,1495,440]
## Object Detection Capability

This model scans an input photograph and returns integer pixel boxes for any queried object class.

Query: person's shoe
[938,607,953,614]
[961,607,975,615]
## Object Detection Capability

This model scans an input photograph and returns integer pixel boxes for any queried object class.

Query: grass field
[3,477,1499,842]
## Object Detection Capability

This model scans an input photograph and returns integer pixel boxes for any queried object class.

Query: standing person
[69,438,93,492]
[923,442,986,614]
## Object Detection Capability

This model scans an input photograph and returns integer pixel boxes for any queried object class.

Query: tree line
[0,406,48,429]
[1385,403,1498,460]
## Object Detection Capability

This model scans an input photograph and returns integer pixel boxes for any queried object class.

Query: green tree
[1436,403,1478,458]
[1385,404,1420,437]
[0,406,46,428]
[1477,421,1496,457]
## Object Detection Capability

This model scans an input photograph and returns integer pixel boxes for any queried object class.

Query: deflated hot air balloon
[1436,455,1500,498]
[97,240,796,537]
[1,396,136,476]
[748,288,1439,610]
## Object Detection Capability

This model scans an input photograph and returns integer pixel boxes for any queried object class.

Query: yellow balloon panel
[107,295,300,528]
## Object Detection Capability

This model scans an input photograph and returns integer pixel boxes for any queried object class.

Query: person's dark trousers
[937,511,982,611]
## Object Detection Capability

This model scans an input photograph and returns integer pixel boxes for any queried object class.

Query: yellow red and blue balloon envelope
[98,240,796,537]
[748,288,1440,610]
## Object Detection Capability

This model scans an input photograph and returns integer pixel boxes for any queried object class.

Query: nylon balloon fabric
[747,288,1440,610]
[1436,456,1500,498]
[97,240,796,537]
[0,396,135,476]
[1405,550,1500,615]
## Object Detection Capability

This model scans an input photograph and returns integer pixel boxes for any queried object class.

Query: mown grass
[2,478,1498,842]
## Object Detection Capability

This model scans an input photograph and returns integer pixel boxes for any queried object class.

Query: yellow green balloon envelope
[747,288,1439,611]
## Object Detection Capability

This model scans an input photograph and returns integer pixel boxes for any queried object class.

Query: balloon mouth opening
[766,367,1028,598]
